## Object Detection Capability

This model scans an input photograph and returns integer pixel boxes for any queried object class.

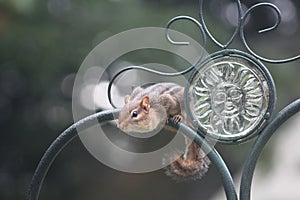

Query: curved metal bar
[27,109,120,200]
[243,3,281,34]
[108,64,201,108]
[240,3,300,63]
[165,15,207,47]
[240,98,300,200]
[108,17,208,109]
[176,122,238,200]
[28,108,237,200]
[198,0,242,49]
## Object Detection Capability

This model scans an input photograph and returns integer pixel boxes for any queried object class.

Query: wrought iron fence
[27,0,300,199]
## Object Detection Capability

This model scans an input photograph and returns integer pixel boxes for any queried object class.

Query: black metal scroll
[166,0,300,63]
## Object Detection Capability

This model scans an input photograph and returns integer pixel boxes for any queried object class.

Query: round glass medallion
[186,50,276,143]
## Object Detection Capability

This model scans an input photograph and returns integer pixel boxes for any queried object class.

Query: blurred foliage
[1,0,300,199]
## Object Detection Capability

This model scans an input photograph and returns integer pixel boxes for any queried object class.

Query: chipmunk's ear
[124,95,130,104]
[140,96,150,112]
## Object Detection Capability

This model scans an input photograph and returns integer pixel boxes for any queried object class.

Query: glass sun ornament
[186,50,276,143]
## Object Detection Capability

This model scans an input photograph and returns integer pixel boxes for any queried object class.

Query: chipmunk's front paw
[172,114,183,124]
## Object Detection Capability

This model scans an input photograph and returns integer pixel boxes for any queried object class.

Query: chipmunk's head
[118,95,165,134]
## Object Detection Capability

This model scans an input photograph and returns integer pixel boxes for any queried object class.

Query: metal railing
[27,100,300,200]
[27,0,300,199]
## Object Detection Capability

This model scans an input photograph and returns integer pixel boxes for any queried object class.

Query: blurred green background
[1,0,300,199]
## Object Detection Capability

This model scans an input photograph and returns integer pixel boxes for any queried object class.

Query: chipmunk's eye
[131,111,138,118]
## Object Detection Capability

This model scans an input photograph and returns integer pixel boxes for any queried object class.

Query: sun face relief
[188,54,274,142]
[212,83,244,117]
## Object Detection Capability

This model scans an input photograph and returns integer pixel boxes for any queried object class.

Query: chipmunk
[118,82,210,180]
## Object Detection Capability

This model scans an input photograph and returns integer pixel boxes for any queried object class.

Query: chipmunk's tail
[164,138,210,181]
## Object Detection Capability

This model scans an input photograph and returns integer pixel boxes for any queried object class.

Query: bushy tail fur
[165,138,210,181]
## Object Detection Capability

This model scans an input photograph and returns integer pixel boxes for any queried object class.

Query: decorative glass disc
[186,50,276,143]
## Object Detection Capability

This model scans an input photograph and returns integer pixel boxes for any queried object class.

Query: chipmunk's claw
[172,114,183,124]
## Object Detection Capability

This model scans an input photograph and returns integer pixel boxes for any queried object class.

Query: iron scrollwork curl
[165,0,300,63]
[198,0,242,49]
[165,15,207,46]
[240,2,300,63]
